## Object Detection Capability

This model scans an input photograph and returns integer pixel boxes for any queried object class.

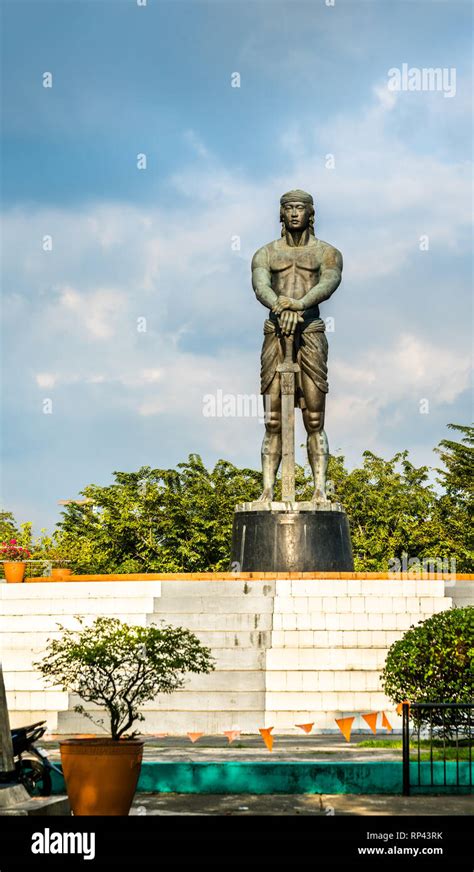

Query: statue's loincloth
[260,317,328,409]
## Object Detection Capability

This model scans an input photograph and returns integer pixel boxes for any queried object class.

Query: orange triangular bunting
[296,723,314,734]
[187,732,203,743]
[223,730,240,744]
[335,717,354,743]
[362,712,378,734]
[259,727,274,752]
[396,700,410,716]
[381,712,393,732]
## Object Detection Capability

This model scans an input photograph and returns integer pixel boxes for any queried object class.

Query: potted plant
[38,544,73,580]
[49,557,73,581]
[34,616,215,815]
[1,539,31,582]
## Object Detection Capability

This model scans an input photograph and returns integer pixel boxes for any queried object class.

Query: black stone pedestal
[230,508,354,572]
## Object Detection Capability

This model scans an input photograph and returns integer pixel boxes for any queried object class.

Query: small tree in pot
[34,616,215,815]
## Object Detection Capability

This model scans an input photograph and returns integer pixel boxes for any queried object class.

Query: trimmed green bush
[381,607,474,736]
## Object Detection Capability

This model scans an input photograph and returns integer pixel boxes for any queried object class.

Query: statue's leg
[301,375,328,502]
[258,376,281,501]
[299,327,329,502]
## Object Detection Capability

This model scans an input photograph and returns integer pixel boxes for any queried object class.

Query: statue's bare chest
[269,244,321,276]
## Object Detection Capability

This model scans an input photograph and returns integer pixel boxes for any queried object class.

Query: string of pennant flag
[153,703,409,752]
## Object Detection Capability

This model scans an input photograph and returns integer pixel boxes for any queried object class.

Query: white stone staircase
[0,577,455,734]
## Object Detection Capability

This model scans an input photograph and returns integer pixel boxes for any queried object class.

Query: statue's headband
[280,189,314,206]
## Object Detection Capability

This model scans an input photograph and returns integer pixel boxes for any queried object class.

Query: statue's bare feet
[311,488,328,504]
[257,488,273,502]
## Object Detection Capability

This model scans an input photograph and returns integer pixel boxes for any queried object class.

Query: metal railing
[0,559,52,579]
[402,702,473,795]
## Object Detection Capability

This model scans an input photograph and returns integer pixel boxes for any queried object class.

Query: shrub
[34,617,215,739]
[381,607,474,736]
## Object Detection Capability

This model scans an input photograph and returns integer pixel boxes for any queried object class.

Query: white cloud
[141,369,162,383]
[331,333,470,429]
[58,286,125,339]
[35,372,57,389]
[2,80,472,509]
[183,129,210,159]
[373,82,398,111]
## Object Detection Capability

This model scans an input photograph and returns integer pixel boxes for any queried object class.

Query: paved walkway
[129,793,473,816]
[42,734,472,815]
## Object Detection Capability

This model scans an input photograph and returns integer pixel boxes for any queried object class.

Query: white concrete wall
[0,577,463,734]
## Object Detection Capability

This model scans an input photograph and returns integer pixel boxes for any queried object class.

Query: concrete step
[3,667,385,695]
[1,645,266,671]
[0,632,64,651]
[158,581,275,598]
[67,690,266,712]
[276,579,447,597]
[274,595,450,614]
[266,648,388,670]
[0,581,162,599]
[271,628,406,645]
[147,612,273,631]
[57,709,263,734]
[151,596,274,614]
[57,687,389,715]
[0,650,47,669]
[266,670,384,693]
[3,672,58,692]
[0,597,157,616]
[265,691,390,711]
[0,615,150,632]
[272,613,436,631]
[147,629,271,648]
[0,608,439,634]
[3,669,265,693]
[6,690,69,711]
[272,630,405,648]
[8,710,59,731]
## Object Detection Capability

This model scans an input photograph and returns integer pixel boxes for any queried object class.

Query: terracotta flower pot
[3,562,26,583]
[50,568,73,580]
[59,738,144,816]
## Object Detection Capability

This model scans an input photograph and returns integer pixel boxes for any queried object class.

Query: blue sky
[1,0,472,533]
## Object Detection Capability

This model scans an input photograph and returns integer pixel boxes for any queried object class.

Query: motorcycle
[10,720,63,796]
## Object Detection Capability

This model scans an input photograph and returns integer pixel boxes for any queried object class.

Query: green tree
[0,510,19,541]
[435,423,474,504]
[330,450,456,572]
[4,423,472,573]
[434,424,474,572]
[56,454,263,573]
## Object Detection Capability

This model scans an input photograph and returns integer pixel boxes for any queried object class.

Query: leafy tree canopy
[3,424,473,573]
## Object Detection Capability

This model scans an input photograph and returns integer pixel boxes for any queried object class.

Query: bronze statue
[251,190,343,503]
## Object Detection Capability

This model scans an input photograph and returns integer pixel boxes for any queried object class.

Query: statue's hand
[279,309,303,335]
[273,296,303,315]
